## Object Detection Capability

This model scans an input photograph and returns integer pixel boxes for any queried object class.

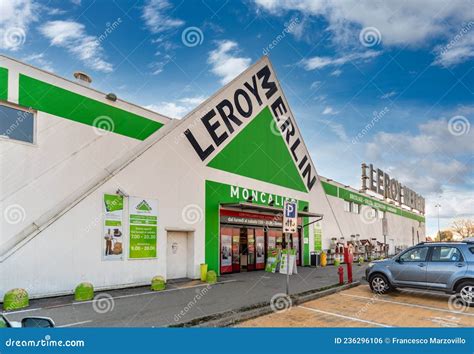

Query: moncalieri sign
[184,62,317,191]
[361,163,425,214]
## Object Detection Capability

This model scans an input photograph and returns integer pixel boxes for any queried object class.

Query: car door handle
[456,263,465,268]
[418,263,425,267]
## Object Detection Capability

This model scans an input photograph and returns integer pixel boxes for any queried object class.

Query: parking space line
[57,320,93,327]
[341,293,474,316]
[298,305,392,327]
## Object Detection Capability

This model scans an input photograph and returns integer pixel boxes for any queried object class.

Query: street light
[435,203,441,241]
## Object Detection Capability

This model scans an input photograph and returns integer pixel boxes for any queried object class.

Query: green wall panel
[207,107,307,193]
[322,180,425,223]
[205,180,309,275]
[19,75,163,140]
[0,67,7,101]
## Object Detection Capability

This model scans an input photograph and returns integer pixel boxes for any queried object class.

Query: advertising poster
[265,248,280,273]
[129,197,158,259]
[103,194,124,261]
[256,234,265,268]
[221,234,232,267]
[279,249,297,274]
[314,221,322,252]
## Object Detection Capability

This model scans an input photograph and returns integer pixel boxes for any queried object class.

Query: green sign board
[314,221,322,252]
[129,197,158,259]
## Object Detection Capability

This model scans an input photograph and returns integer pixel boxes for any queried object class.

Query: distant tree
[436,230,453,242]
[451,219,474,239]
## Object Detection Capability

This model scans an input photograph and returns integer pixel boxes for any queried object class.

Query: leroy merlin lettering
[185,65,317,191]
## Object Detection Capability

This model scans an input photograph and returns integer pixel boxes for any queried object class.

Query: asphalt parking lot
[238,285,474,327]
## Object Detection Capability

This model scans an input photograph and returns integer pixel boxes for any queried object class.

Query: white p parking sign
[283,200,298,233]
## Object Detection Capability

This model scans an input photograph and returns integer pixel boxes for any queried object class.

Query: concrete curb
[170,281,360,328]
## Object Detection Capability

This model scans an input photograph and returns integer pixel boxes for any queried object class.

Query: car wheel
[457,281,474,307]
[369,274,391,294]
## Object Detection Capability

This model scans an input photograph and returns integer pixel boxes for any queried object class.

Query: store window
[352,203,360,214]
[344,200,351,212]
[0,103,35,144]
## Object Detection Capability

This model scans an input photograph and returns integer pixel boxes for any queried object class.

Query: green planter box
[151,276,166,291]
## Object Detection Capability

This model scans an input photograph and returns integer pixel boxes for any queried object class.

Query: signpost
[283,199,298,295]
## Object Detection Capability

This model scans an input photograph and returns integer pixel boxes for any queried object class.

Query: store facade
[0,55,424,299]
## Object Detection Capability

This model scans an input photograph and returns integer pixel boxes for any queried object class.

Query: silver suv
[365,241,474,305]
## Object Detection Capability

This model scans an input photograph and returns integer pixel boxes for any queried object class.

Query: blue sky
[1,0,473,237]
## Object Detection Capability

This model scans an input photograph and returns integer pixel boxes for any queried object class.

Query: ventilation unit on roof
[73,71,92,86]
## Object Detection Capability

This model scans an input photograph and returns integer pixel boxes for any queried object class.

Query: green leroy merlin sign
[129,197,158,258]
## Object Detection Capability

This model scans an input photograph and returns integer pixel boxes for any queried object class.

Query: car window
[430,246,463,262]
[400,247,429,262]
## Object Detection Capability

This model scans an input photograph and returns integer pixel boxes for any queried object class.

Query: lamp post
[435,203,441,241]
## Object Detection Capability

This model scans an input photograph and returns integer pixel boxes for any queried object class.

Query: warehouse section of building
[0,55,425,298]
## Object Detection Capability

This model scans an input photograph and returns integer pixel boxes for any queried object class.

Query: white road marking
[341,293,474,317]
[3,280,237,315]
[57,320,93,327]
[1,308,42,315]
[72,279,237,305]
[298,305,392,327]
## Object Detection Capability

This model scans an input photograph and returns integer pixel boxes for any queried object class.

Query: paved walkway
[2,265,367,327]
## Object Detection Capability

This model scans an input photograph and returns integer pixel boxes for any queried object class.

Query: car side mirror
[21,317,55,328]
[395,258,403,263]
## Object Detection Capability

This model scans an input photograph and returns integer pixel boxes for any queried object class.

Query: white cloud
[330,69,342,77]
[380,91,397,99]
[145,96,206,119]
[254,0,474,66]
[0,0,36,51]
[316,118,348,142]
[22,53,54,72]
[433,22,474,67]
[208,40,252,84]
[322,106,337,115]
[142,0,184,33]
[300,51,381,71]
[39,20,113,73]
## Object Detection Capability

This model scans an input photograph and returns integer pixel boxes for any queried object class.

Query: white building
[0,55,425,299]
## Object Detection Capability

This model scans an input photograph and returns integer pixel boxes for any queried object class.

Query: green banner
[314,221,322,252]
[129,197,158,259]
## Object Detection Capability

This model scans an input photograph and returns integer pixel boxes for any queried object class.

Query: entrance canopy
[220,202,323,219]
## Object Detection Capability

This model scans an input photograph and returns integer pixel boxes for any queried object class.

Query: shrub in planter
[3,288,29,311]
[74,282,94,301]
[151,276,166,291]
[206,270,217,284]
